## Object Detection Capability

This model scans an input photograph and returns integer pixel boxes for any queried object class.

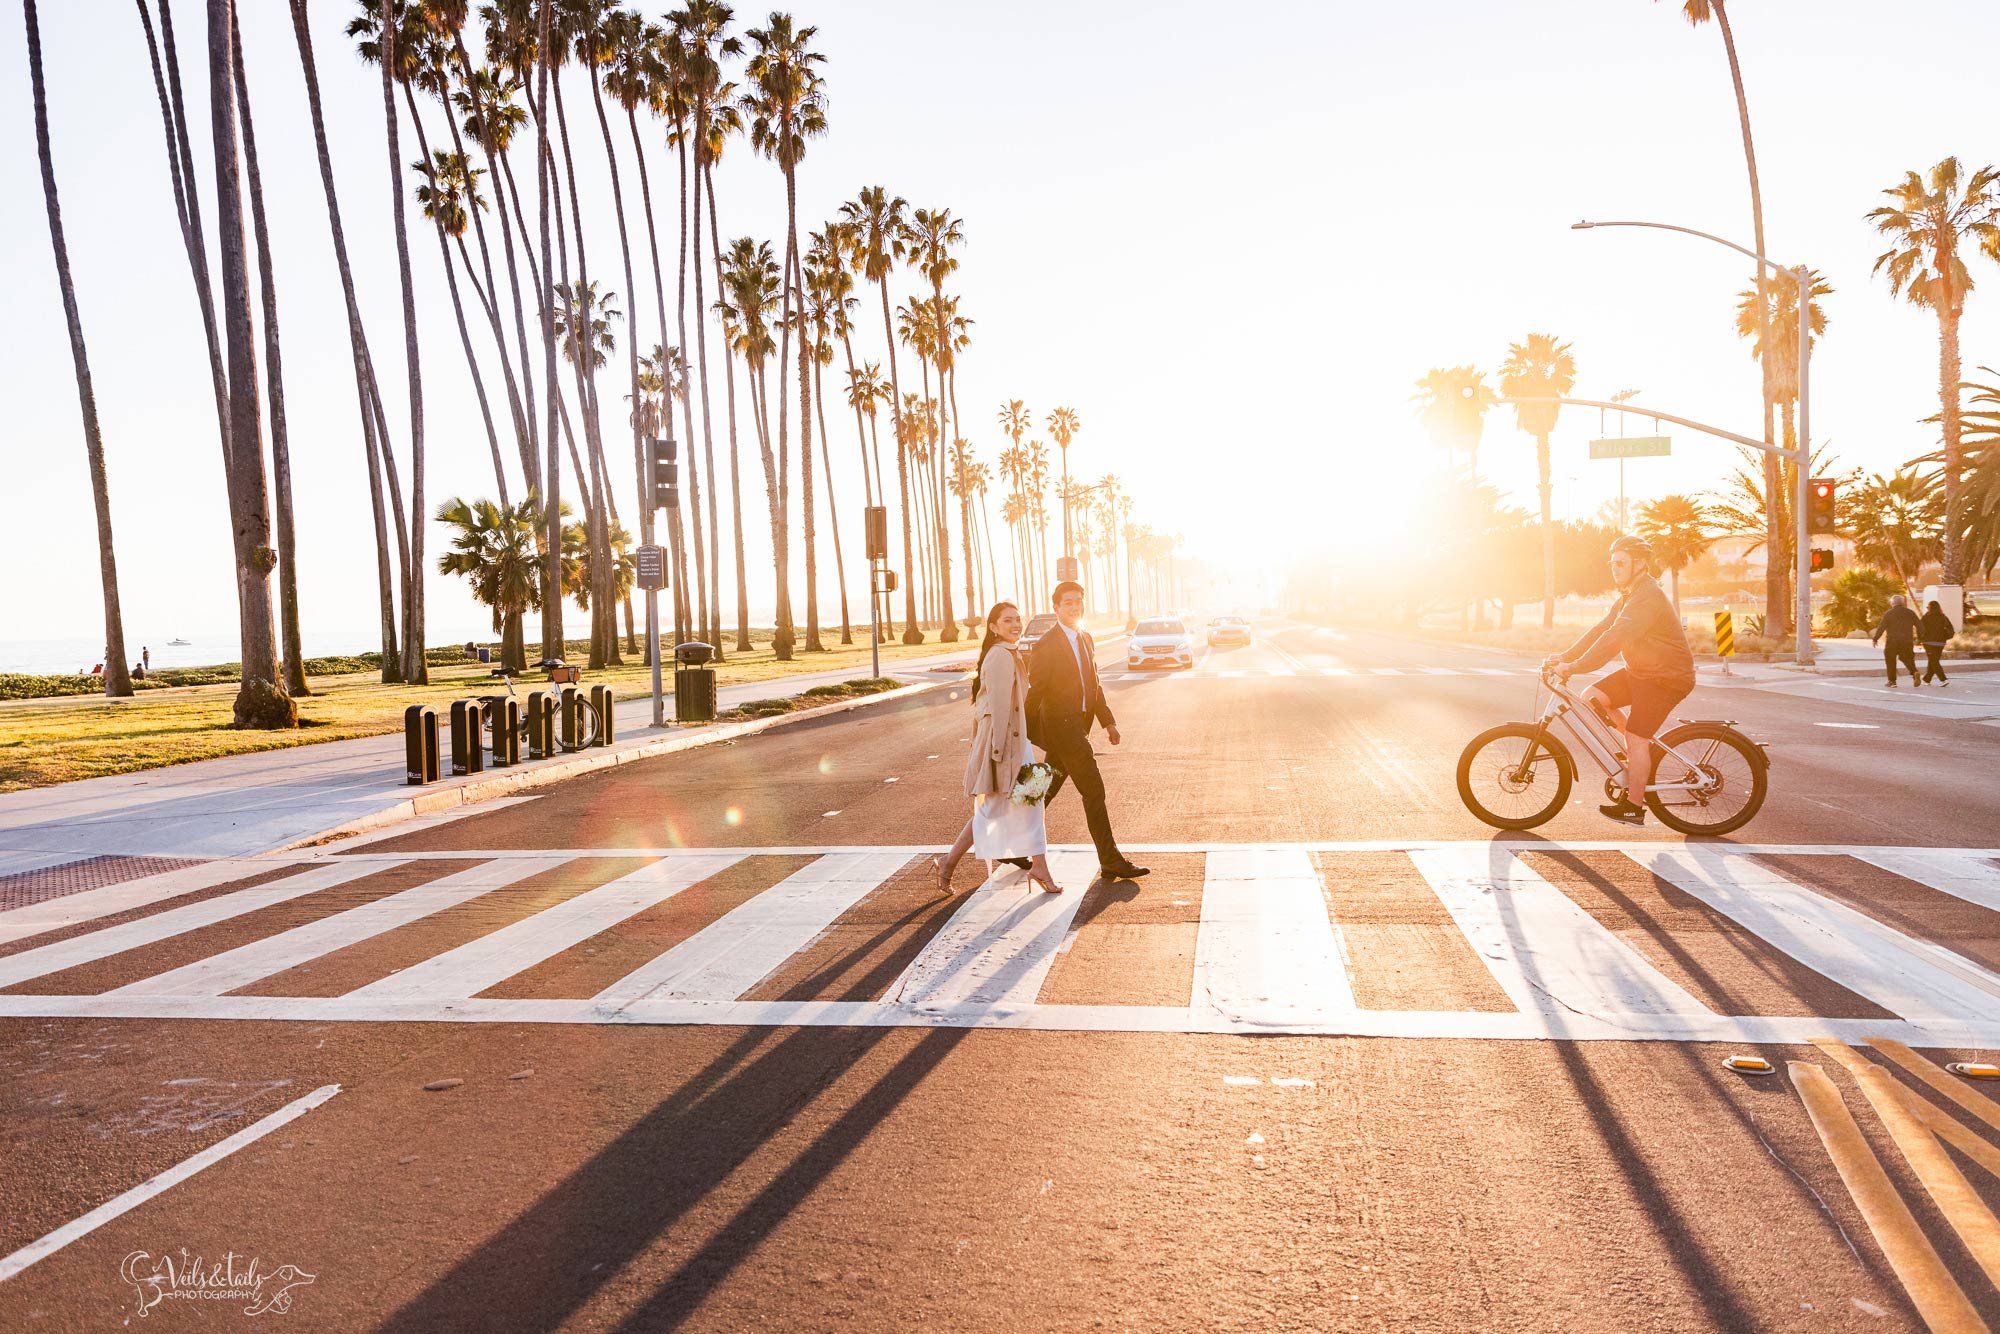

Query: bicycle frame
[1527,670,1715,794]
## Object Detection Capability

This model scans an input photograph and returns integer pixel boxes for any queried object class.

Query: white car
[1207,615,1251,647]
[1126,617,1195,670]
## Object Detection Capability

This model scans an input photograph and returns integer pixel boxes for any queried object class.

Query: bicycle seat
[490,667,519,678]
[534,657,567,670]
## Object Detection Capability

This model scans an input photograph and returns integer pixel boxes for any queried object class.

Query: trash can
[674,642,716,723]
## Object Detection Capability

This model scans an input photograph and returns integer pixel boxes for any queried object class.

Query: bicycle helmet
[1610,533,1655,565]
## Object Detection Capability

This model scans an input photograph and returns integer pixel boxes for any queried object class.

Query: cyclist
[1545,534,1696,826]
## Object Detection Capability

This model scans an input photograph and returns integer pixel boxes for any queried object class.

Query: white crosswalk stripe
[4,842,1999,1045]
[1100,666,1535,681]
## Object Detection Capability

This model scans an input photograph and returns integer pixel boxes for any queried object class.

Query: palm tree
[743,12,827,653]
[1634,494,1716,609]
[1497,332,1576,629]
[1840,467,1942,592]
[27,0,132,698]
[1734,266,1832,458]
[905,208,965,639]
[413,148,511,504]
[803,239,854,644]
[206,0,293,725]
[351,0,429,684]
[1413,366,1496,478]
[1047,405,1080,559]
[1659,0,1783,636]
[841,186,921,642]
[1868,157,2000,586]
[437,494,543,668]
[718,236,792,656]
[1952,373,2000,579]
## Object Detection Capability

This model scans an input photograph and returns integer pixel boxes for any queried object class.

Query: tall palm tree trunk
[533,0,563,661]
[683,137,721,655]
[787,176,822,654]
[287,0,398,679]
[231,13,308,695]
[1538,434,1555,629]
[704,170,751,652]
[1939,305,1964,585]
[877,282,921,642]
[811,352,852,643]
[206,0,291,727]
[376,0,426,684]
[633,107,705,652]
[28,0,132,698]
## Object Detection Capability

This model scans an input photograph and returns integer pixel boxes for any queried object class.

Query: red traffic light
[1813,482,1833,499]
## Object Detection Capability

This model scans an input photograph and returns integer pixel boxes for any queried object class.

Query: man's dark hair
[1051,580,1085,605]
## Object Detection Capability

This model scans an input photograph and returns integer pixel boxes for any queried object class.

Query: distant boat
[167,638,190,646]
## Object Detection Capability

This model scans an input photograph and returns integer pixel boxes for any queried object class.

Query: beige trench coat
[964,645,1030,798]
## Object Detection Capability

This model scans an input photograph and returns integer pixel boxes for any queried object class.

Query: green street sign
[1589,435,1671,459]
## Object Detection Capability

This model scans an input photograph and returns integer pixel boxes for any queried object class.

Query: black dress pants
[1884,642,1918,684]
[1041,720,1122,868]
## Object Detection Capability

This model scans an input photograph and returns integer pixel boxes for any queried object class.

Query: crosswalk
[1102,666,1532,681]
[2,842,1998,1044]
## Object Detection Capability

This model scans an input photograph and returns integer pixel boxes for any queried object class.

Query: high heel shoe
[929,854,955,899]
[1029,870,1064,894]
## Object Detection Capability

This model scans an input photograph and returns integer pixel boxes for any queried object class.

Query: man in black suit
[1025,581,1148,881]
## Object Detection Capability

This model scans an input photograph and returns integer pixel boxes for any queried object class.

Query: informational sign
[635,544,666,591]
[1589,435,1671,459]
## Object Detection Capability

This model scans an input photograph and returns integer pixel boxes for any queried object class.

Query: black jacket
[1025,624,1116,743]
[1872,605,1920,647]
[1919,607,1956,645]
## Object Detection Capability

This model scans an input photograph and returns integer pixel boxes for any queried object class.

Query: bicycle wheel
[1645,723,1767,837]
[1457,723,1573,831]
[575,700,604,750]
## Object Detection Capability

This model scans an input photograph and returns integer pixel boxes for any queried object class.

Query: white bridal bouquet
[1011,760,1057,806]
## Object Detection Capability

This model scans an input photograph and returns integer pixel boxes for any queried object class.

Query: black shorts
[1592,669,1692,739]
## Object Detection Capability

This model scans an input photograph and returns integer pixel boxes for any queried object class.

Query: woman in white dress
[933,602,1062,896]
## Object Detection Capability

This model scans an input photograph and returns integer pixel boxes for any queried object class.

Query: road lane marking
[107,858,569,998]
[1193,846,1354,1026]
[0,1084,341,1284]
[1632,848,2000,1024]
[1868,1038,2000,1136]
[887,850,1099,1010]
[1848,1062,2000,1292]
[1849,849,2000,914]
[0,860,385,990]
[347,853,743,1001]
[1787,1062,1982,1333]
[1406,846,1712,1024]
[0,857,319,948]
[595,850,911,1004]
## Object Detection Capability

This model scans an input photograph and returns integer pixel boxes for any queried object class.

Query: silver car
[1126,617,1195,670]
[1206,615,1251,647]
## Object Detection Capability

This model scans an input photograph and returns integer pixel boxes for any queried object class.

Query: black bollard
[526,691,554,759]
[405,705,440,785]
[449,699,485,776]
[491,698,520,767]
[590,684,615,747]
[560,686,582,753]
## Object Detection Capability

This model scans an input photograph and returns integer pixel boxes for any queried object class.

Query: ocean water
[0,625,491,676]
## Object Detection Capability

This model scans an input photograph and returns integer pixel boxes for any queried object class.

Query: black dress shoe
[1099,861,1150,880]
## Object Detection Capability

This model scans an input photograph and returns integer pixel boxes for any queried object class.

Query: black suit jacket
[1025,625,1116,743]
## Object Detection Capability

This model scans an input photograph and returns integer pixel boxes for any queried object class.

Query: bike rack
[404,705,439,786]
[491,697,521,767]
[449,699,485,776]
[559,686,583,753]
[525,691,554,759]
[590,684,615,748]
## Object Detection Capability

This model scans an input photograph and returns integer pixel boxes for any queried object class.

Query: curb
[275,674,963,853]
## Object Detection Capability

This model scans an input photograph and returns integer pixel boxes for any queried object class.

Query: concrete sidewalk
[0,647,981,865]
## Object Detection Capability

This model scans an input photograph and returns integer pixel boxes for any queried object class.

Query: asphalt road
[4,620,2000,1331]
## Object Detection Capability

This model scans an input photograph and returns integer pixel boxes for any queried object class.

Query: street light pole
[1571,220,1815,667]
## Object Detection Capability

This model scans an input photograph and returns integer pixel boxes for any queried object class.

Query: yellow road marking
[1850,1064,2000,1293]
[1870,1037,2000,1135]
[1786,1061,1985,1333]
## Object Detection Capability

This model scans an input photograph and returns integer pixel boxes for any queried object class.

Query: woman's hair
[972,601,1019,702]
[1928,600,1943,614]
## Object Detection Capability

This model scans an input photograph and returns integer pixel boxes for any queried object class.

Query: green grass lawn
[0,630,975,793]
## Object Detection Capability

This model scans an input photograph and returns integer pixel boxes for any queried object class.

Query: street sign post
[1587,435,1671,459]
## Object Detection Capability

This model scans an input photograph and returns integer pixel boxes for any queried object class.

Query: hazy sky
[7,0,2000,654]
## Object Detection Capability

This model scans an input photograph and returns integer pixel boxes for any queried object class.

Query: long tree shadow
[380,1019,966,1332]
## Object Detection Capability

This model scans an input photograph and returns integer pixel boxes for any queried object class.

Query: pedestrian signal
[1807,478,1836,534]
[864,505,889,560]
[648,437,678,511]
[1808,548,1834,573]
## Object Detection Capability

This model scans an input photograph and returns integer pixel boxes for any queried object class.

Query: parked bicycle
[479,658,603,751]
[1456,662,1769,835]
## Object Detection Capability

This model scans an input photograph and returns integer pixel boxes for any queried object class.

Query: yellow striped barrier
[1714,610,1735,675]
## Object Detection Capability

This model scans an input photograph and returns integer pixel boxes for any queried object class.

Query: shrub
[1820,568,1905,637]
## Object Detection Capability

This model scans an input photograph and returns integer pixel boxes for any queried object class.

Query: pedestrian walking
[1919,599,1955,686]
[1871,594,1922,688]
[934,602,1062,896]
[1026,581,1148,881]
[141,646,150,673]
